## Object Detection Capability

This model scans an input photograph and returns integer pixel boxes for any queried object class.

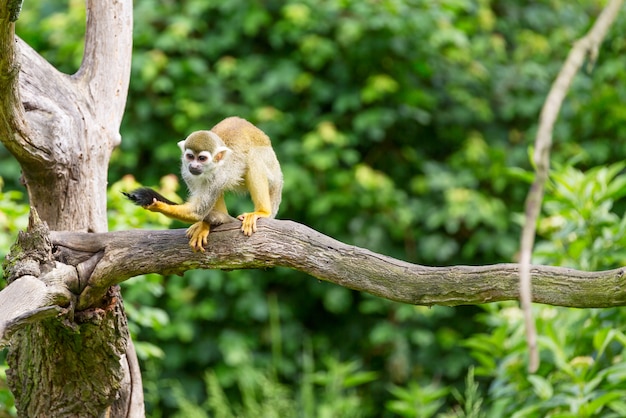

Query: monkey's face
[178,131,231,178]
[183,150,212,175]
[180,147,230,178]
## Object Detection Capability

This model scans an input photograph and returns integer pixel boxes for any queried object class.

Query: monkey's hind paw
[186,221,210,252]
[237,212,269,236]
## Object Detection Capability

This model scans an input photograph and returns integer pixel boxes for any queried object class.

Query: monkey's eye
[185,153,195,161]
[198,155,208,163]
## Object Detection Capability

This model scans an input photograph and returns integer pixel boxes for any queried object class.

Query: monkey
[124,116,283,252]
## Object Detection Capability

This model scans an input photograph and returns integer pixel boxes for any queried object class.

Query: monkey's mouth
[189,167,203,175]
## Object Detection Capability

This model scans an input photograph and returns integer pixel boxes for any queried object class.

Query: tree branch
[45,219,626,311]
[3,217,626,345]
[0,0,133,232]
[519,0,624,372]
[76,0,133,143]
[0,1,31,161]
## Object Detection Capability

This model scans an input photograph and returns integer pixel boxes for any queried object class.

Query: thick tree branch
[5,39,84,163]
[43,219,626,311]
[520,0,624,372]
[0,277,69,346]
[0,1,31,160]
[1,0,133,232]
[3,217,625,339]
[1,2,142,415]
[76,0,133,144]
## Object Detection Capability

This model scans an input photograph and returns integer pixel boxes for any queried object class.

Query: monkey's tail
[122,187,179,206]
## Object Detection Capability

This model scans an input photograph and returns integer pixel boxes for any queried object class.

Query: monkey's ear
[213,146,231,163]
[177,140,186,152]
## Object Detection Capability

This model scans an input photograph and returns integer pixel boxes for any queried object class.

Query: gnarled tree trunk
[0,1,143,416]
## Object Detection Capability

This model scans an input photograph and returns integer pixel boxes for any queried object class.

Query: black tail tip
[123,187,163,206]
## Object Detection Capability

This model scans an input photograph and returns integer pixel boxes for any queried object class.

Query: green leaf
[527,375,553,400]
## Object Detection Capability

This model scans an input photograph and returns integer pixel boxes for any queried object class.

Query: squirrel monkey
[124,117,283,251]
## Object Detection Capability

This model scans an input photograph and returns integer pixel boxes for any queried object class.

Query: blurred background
[2,0,626,416]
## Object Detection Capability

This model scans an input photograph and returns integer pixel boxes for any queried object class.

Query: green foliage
[0,178,29,282]
[14,0,85,74]
[463,163,626,417]
[466,303,626,417]
[386,381,449,417]
[0,177,26,417]
[0,363,16,418]
[536,162,626,270]
[444,367,486,418]
[164,355,378,418]
[3,0,626,417]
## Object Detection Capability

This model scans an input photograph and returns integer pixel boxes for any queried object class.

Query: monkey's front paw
[144,198,165,212]
[237,212,268,236]
[186,221,210,252]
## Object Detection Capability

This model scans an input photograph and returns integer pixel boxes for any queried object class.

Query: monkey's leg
[238,170,273,236]
[205,195,235,225]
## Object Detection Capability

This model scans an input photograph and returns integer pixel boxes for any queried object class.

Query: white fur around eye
[198,151,212,161]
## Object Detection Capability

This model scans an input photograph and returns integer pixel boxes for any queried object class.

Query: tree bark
[0,0,143,416]
[2,217,622,320]
[50,220,626,309]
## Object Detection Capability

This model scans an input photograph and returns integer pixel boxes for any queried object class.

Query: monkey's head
[178,131,231,177]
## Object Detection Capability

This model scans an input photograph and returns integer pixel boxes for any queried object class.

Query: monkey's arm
[124,188,233,252]
[149,201,203,223]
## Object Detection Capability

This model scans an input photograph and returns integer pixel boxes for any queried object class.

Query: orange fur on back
[211,117,271,150]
